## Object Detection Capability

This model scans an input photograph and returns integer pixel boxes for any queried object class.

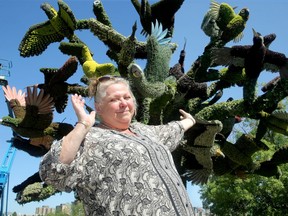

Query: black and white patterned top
[39,121,194,216]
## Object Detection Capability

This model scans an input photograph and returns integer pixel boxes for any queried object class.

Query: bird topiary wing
[15,182,59,205]
[18,21,64,57]
[2,85,26,106]
[57,0,77,31]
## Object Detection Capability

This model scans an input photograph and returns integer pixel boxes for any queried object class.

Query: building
[55,203,71,215]
[35,203,71,215]
[193,207,212,216]
[35,205,54,215]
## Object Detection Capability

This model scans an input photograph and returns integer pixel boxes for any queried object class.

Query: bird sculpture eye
[93,0,101,6]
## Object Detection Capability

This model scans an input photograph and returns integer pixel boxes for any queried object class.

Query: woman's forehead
[106,83,129,91]
[106,84,131,96]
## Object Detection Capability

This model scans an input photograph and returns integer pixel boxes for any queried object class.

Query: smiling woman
[39,75,197,215]
[92,76,137,132]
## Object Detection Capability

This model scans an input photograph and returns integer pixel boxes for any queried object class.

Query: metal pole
[0,64,15,216]
[5,174,9,216]
[0,181,4,215]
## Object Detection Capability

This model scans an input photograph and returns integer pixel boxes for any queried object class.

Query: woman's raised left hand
[179,109,196,131]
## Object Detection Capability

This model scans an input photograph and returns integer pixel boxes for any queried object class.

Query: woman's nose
[119,98,127,107]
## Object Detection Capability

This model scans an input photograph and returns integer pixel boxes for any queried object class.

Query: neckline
[99,122,129,132]
[99,122,137,136]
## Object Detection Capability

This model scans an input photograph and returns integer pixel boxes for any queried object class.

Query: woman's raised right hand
[71,94,96,128]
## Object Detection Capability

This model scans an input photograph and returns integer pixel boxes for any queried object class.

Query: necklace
[99,122,129,132]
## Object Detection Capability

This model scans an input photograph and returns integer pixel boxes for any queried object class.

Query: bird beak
[128,63,143,78]
[252,28,260,37]
[216,149,225,158]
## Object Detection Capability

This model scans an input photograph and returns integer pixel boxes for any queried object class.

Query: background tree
[47,212,69,216]
[71,201,85,216]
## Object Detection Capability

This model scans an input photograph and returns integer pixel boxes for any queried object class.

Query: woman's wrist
[179,118,194,132]
[186,116,194,121]
[183,116,196,127]
[75,121,89,129]
[184,116,195,123]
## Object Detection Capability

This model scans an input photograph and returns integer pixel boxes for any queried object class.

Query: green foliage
[47,212,69,216]
[44,201,84,216]
[71,201,85,216]
[201,172,288,215]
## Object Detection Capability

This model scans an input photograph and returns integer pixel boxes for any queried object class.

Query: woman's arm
[59,94,96,164]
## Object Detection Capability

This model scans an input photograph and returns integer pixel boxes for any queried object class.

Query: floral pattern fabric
[39,121,194,216]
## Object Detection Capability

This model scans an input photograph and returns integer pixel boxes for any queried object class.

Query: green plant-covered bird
[1,85,74,144]
[261,76,281,93]
[37,56,79,113]
[211,29,288,103]
[117,22,138,76]
[201,2,222,39]
[214,98,242,141]
[182,144,225,185]
[256,110,288,141]
[87,17,178,61]
[13,172,42,193]
[15,182,59,205]
[144,20,172,82]
[169,39,186,76]
[213,134,269,177]
[128,20,172,97]
[128,63,166,98]
[92,0,112,27]
[128,20,176,124]
[11,135,49,157]
[252,145,288,179]
[131,0,185,38]
[1,85,54,138]
[181,118,223,185]
[211,29,285,78]
[169,64,209,100]
[209,0,249,44]
[18,0,78,57]
[59,42,115,78]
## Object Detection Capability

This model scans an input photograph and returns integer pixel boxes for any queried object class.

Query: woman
[39,76,196,216]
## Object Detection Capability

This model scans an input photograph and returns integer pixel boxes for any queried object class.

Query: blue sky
[0,0,287,214]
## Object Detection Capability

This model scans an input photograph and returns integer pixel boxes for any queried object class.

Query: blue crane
[0,59,16,216]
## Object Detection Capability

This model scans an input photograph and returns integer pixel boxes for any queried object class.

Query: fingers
[179,109,189,119]
[179,109,185,117]
[71,94,85,106]
[179,109,195,122]
[178,109,196,131]
[89,110,96,120]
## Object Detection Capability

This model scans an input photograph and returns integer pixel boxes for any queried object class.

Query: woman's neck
[99,121,136,136]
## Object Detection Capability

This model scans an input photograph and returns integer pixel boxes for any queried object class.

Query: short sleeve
[154,121,185,151]
[133,121,185,152]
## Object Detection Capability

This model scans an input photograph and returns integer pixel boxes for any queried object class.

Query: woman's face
[96,83,135,129]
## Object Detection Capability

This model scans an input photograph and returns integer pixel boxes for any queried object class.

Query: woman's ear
[95,103,102,114]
